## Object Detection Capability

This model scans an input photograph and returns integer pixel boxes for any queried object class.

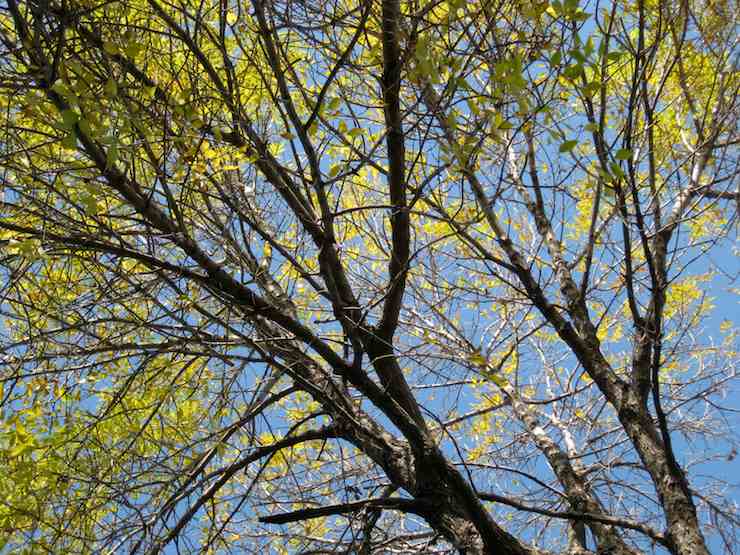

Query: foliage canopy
[0,0,738,553]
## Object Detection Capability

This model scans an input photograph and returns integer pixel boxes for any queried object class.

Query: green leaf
[51,80,69,97]
[78,117,92,137]
[106,141,119,168]
[60,109,78,130]
[102,41,119,55]
[466,99,481,116]
[124,42,143,59]
[563,64,583,80]
[569,49,586,64]
[609,161,625,179]
[615,148,632,160]
[582,81,600,97]
[559,140,578,153]
[104,78,118,98]
[61,133,77,150]
[584,36,596,57]
[82,192,100,215]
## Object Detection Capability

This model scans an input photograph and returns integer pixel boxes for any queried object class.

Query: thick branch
[377,0,410,341]
[259,496,433,525]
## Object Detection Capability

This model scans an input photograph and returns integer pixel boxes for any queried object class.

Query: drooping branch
[142,426,340,555]
[478,492,669,548]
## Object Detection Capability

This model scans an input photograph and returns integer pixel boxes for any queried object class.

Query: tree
[0,0,738,553]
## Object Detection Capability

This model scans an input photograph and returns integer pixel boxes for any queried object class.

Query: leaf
[60,109,78,130]
[582,81,600,97]
[106,141,119,168]
[563,64,583,79]
[469,352,487,366]
[609,161,625,179]
[615,148,632,160]
[102,41,119,55]
[61,133,77,150]
[104,78,118,98]
[569,48,586,64]
[82,192,101,215]
[226,11,238,25]
[10,441,34,458]
[78,117,92,137]
[125,42,143,59]
[486,373,507,387]
[559,140,578,153]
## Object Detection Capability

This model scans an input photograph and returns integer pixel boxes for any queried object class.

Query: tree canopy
[0,0,738,553]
